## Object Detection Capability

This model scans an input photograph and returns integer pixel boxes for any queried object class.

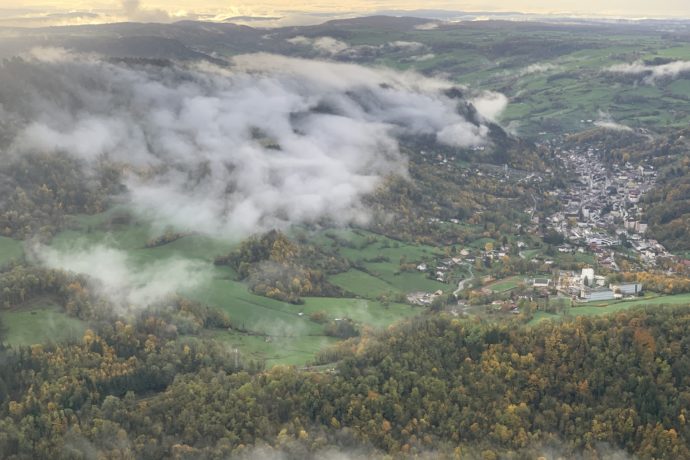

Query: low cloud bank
[517,62,559,76]
[2,49,502,237]
[594,111,633,132]
[36,244,210,308]
[607,60,690,84]
[286,36,350,55]
[471,92,509,122]
[287,36,430,61]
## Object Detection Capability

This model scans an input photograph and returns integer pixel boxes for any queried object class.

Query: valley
[0,11,689,459]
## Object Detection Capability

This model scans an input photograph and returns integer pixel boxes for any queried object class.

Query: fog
[3,49,501,238]
[517,62,560,76]
[470,92,509,122]
[286,36,350,55]
[607,60,690,84]
[286,36,431,62]
[35,243,211,309]
[233,440,636,460]
[594,111,633,132]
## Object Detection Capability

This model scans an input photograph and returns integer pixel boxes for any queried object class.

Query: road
[453,263,475,297]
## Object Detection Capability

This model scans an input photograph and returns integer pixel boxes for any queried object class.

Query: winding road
[453,263,475,297]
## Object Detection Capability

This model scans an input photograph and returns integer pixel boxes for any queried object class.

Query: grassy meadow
[528,293,690,326]
[21,209,444,365]
[1,300,86,347]
[0,236,24,267]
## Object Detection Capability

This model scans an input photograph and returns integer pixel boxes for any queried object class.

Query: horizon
[2,1,690,28]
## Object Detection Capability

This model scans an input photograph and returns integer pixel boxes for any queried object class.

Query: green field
[192,286,419,365]
[364,262,446,292]
[319,228,446,297]
[300,297,419,328]
[470,237,497,249]
[1,301,87,347]
[18,210,436,365]
[487,276,525,293]
[0,236,24,267]
[329,269,397,298]
[330,265,446,298]
[528,311,561,326]
[206,331,338,367]
[317,228,441,263]
[520,249,540,260]
[570,293,690,316]
[528,293,690,326]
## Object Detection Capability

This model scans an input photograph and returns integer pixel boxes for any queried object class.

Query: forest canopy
[1,306,689,459]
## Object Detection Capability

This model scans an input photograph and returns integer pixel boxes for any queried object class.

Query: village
[403,138,683,313]
[540,141,675,270]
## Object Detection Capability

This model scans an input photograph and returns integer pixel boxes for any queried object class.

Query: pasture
[0,237,24,267]
[486,276,525,293]
[1,301,86,347]
[528,293,690,326]
[29,210,436,365]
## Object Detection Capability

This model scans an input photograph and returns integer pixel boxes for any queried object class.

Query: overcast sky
[1,1,689,27]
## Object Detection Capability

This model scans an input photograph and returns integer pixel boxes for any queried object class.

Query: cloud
[287,36,350,55]
[234,444,389,460]
[388,41,425,51]
[594,110,633,132]
[36,243,210,309]
[26,46,75,63]
[594,120,633,132]
[415,22,440,30]
[409,53,436,62]
[517,62,559,76]
[607,60,690,84]
[287,37,429,59]
[121,0,140,16]
[437,122,488,147]
[221,440,638,460]
[121,0,173,22]
[471,91,509,122]
[3,50,499,237]
[0,11,103,28]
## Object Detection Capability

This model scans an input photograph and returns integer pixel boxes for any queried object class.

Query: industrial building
[581,287,616,302]
[611,283,643,297]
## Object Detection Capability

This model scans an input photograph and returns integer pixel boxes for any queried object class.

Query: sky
[1,0,689,27]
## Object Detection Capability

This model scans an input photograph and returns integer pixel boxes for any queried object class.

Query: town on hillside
[405,136,687,316]
[542,141,672,269]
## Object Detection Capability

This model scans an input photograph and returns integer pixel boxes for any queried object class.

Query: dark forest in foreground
[1,306,689,459]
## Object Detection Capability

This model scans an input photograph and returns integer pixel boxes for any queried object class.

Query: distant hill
[2,16,690,137]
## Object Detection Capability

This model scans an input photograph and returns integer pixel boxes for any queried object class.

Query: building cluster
[541,143,673,269]
[406,290,444,306]
[554,267,643,301]
[417,255,467,282]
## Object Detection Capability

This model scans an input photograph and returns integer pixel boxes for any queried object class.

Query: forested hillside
[644,140,690,252]
[1,306,689,459]
[0,153,121,240]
